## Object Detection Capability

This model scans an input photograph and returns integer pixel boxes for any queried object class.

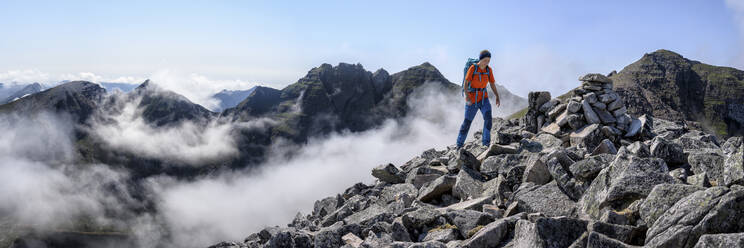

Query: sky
[0,0,743,99]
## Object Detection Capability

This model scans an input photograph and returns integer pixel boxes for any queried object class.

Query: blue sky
[0,0,742,100]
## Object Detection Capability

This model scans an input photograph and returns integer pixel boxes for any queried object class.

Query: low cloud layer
[89,94,239,165]
[147,82,513,246]
[0,81,522,247]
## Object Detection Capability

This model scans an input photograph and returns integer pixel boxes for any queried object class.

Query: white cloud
[89,95,240,165]
[145,82,496,246]
[148,69,259,111]
[0,69,50,86]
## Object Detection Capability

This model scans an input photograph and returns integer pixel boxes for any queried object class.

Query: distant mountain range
[0,82,43,104]
[0,62,526,179]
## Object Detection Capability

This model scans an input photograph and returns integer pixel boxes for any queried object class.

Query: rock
[638,184,703,228]
[723,144,744,186]
[723,137,744,154]
[591,139,618,155]
[452,149,481,173]
[598,210,631,226]
[569,154,614,182]
[548,103,567,120]
[511,217,588,248]
[607,99,624,111]
[624,119,642,137]
[459,219,508,248]
[527,92,552,133]
[422,228,459,243]
[580,73,612,84]
[418,176,457,202]
[444,209,495,239]
[533,133,564,151]
[669,168,688,183]
[441,196,492,212]
[567,100,582,113]
[579,150,676,219]
[453,167,484,201]
[314,195,343,219]
[591,101,607,110]
[407,241,447,248]
[585,92,599,103]
[650,137,687,165]
[539,99,560,113]
[546,157,587,201]
[344,204,393,226]
[372,163,405,184]
[694,233,744,247]
[342,233,364,247]
[541,123,561,136]
[600,125,621,139]
[626,141,650,157]
[596,109,617,124]
[570,124,602,149]
[587,220,640,245]
[513,181,578,217]
[391,217,412,242]
[586,232,640,248]
[556,110,570,126]
[407,167,445,189]
[567,114,585,130]
[523,155,552,185]
[645,187,744,248]
[314,222,362,248]
[612,106,627,117]
[402,208,442,238]
[380,183,418,204]
[476,144,519,162]
[582,100,601,124]
[687,173,712,188]
[480,154,522,178]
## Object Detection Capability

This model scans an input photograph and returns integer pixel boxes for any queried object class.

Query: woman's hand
[465,94,472,105]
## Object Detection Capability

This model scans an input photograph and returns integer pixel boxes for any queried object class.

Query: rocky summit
[207,73,744,248]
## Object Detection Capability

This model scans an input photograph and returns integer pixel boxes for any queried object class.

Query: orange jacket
[464,64,495,103]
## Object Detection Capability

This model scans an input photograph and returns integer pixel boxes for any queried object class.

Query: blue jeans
[456,97,492,147]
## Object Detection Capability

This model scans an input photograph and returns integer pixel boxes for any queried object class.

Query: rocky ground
[208,74,744,248]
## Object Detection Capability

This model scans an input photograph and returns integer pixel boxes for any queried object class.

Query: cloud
[0,69,51,86]
[0,80,519,247]
[144,82,498,247]
[88,95,241,165]
[148,69,259,111]
[0,112,145,242]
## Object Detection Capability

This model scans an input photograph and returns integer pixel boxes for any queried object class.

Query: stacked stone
[531,73,641,151]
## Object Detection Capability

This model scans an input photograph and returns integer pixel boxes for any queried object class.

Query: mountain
[130,80,215,127]
[224,62,461,144]
[0,81,106,123]
[209,71,744,248]
[610,49,744,138]
[212,87,256,112]
[1,82,42,104]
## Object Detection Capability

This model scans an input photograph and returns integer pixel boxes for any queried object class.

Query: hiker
[456,50,501,149]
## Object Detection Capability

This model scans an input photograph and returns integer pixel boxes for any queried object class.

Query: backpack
[462,58,490,101]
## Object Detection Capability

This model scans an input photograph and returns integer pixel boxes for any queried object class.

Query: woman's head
[479,50,491,66]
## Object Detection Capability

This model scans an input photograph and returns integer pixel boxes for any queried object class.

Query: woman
[456,49,501,149]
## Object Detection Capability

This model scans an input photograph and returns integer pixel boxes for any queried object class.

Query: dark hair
[479,50,491,60]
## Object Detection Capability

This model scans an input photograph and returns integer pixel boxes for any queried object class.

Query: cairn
[525,73,650,153]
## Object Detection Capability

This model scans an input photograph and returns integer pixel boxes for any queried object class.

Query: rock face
[208,70,744,248]
[610,49,744,138]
